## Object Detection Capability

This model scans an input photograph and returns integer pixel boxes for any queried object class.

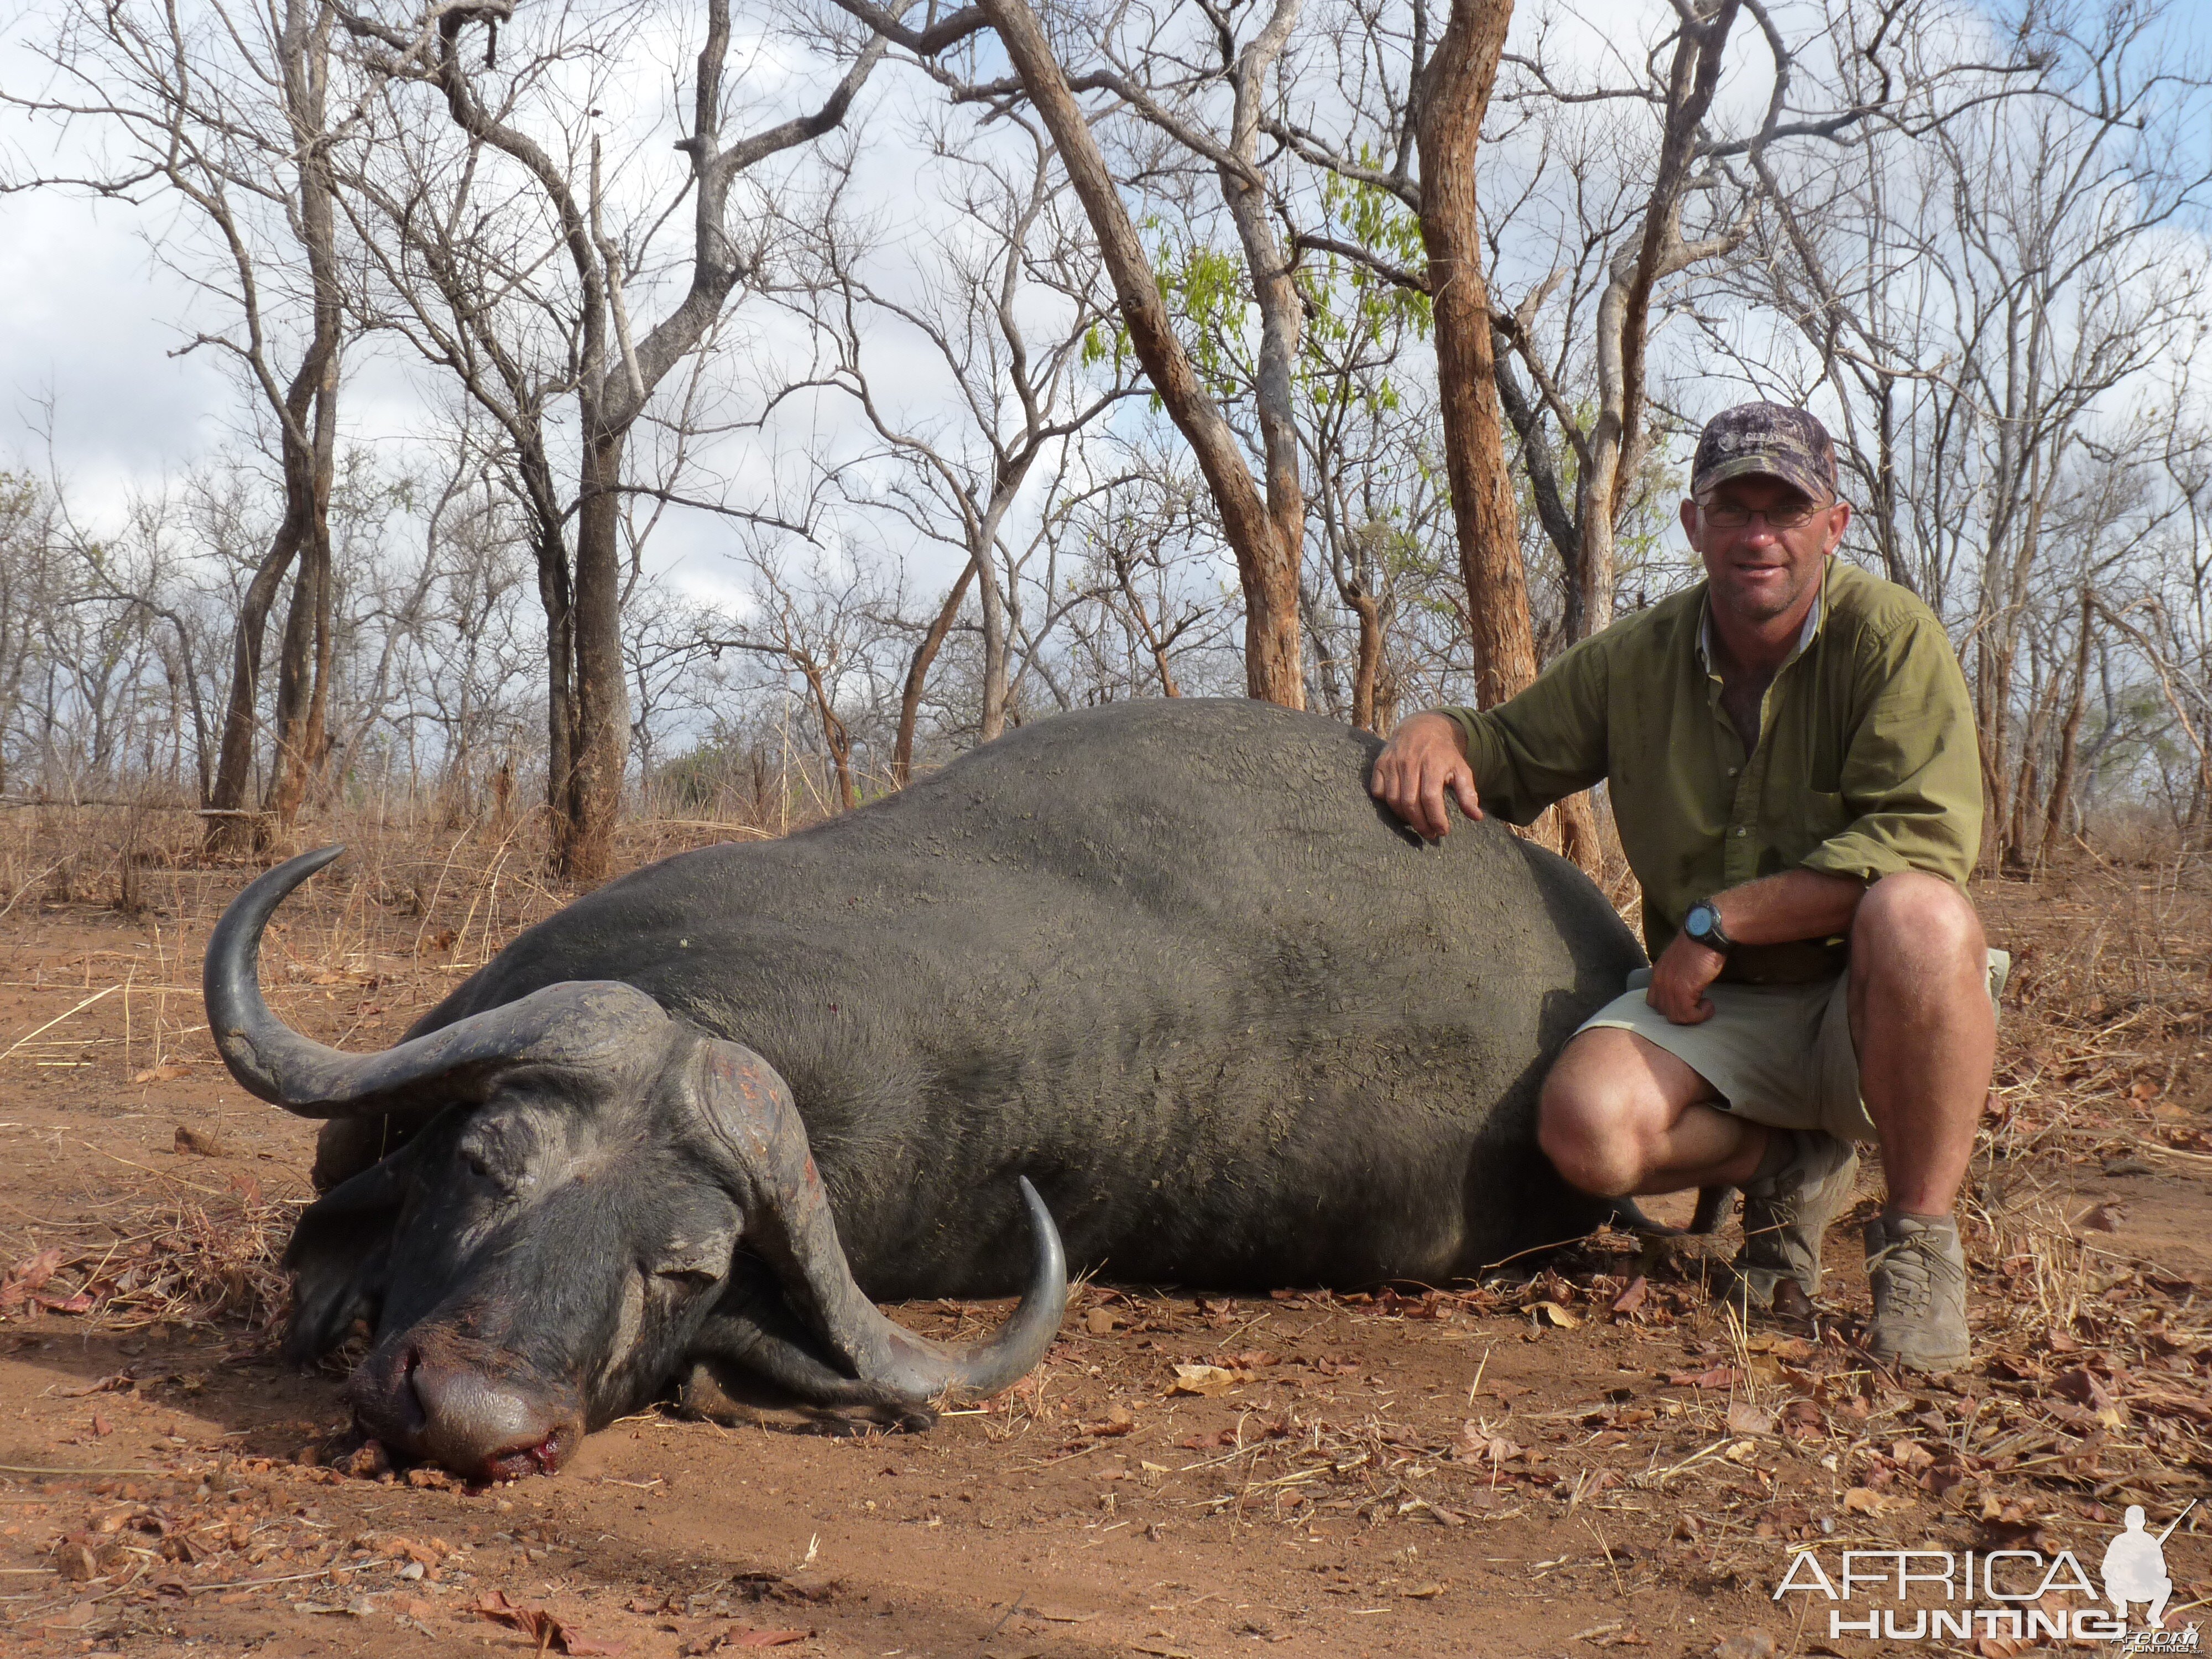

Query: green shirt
[1440,558,1982,973]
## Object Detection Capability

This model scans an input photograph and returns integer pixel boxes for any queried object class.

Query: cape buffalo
[205,700,1645,1480]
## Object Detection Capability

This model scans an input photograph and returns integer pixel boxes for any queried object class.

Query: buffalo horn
[205,847,671,1118]
[695,1040,1067,1403]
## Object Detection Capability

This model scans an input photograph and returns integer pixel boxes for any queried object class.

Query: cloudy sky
[3,0,2206,589]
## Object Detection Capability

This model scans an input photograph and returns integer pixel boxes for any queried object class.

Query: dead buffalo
[205,699,1643,1479]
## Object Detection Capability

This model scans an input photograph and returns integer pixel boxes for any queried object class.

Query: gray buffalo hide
[360,699,1644,1291]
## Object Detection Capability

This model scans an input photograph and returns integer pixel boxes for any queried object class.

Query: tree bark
[975,0,1303,707]
[204,505,305,854]
[262,343,340,842]
[567,427,630,882]
[894,557,978,785]
[1416,0,1600,867]
[1415,0,1535,712]
[2037,582,2094,868]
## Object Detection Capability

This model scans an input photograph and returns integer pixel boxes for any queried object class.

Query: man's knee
[1851,871,1985,975]
[1538,1038,1659,1198]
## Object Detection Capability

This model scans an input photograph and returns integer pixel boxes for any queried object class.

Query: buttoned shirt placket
[1699,592,1824,890]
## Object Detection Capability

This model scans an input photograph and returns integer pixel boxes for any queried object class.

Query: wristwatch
[1682,900,1734,954]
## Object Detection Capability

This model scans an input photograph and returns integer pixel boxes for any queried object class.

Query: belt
[1717,938,1849,986]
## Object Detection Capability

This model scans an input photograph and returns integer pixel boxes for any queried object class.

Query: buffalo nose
[406,1352,578,1480]
[348,1335,582,1481]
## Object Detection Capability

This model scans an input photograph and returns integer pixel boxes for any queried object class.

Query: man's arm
[1646,869,1866,1025]
[1369,712,1484,839]
[1370,637,1611,838]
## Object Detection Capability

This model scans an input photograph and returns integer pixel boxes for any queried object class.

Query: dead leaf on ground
[474,1588,627,1655]
[173,1125,228,1157]
[1726,1400,1776,1436]
[58,1373,130,1398]
[2070,1201,2124,1233]
[1610,1276,1648,1316]
[1842,1487,1914,1516]
[1665,1365,1740,1390]
[1168,1364,1238,1397]
[133,1063,186,1084]
[682,1629,811,1654]
[1713,1632,1776,1659]
[1533,1300,1582,1328]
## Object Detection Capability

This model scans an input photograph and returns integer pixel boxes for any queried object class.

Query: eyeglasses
[1699,499,1834,530]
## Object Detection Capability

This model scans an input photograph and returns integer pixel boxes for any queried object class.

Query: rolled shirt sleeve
[1437,635,1613,827]
[1798,607,1982,889]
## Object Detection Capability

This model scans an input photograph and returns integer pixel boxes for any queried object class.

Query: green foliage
[1298,165,1432,426]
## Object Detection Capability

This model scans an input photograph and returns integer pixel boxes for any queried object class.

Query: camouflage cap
[1691,403,1838,501]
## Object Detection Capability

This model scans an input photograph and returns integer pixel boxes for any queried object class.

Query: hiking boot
[1725,1130,1859,1308]
[1864,1212,1971,1373]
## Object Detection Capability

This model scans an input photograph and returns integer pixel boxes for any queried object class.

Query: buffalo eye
[458,1144,525,1198]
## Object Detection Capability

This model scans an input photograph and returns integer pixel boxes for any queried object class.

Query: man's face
[1679,474,1851,628]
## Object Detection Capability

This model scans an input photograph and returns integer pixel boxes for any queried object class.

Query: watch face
[1687,904,1718,940]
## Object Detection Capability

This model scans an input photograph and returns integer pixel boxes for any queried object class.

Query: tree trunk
[1417,0,1601,868]
[1349,592,1386,734]
[262,342,341,841]
[204,481,308,855]
[531,529,575,872]
[2038,582,2094,868]
[976,0,1302,707]
[565,426,631,883]
[895,557,978,785]
[1415,0,1535,712]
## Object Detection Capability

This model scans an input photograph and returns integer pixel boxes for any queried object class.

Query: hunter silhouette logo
[1770,1499,2198,1644]
[2102,1503,2186,1631]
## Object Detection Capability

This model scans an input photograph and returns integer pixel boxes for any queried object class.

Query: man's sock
[1749,1128,1796,1186]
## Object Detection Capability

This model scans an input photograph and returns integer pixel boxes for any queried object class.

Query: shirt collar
[1698,582,1825,679]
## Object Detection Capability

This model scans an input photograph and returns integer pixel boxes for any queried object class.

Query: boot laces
[1871,1228,1961,1316]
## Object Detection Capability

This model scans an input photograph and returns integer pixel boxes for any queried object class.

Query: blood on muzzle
[348,1326,583,1480]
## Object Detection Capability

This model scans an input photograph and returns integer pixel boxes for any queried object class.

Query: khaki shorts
[1575,951,2010,1145]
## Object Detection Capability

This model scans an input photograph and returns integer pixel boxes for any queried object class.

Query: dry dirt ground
[0,812,2206,1659]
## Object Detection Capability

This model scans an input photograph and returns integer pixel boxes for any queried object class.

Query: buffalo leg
[681,1260,940,1424]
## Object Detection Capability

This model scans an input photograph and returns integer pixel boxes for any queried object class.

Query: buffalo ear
[310,1109,444,1194]
[281,1149,415,1364]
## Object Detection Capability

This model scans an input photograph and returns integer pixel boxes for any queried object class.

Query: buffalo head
[205,848,1065,1481]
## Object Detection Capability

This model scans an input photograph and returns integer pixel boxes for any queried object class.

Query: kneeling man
[1372,403,1999,1371]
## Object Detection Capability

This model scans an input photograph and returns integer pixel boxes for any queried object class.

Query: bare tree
[1705,0,2212,865]
[337,0,887,879]
[785,116,1132,764]
[6,0,352,849]
[828,0,1316,706]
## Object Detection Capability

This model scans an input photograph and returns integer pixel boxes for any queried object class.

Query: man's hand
[1370,712,1483,839]
[1647,929,1726,1025]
